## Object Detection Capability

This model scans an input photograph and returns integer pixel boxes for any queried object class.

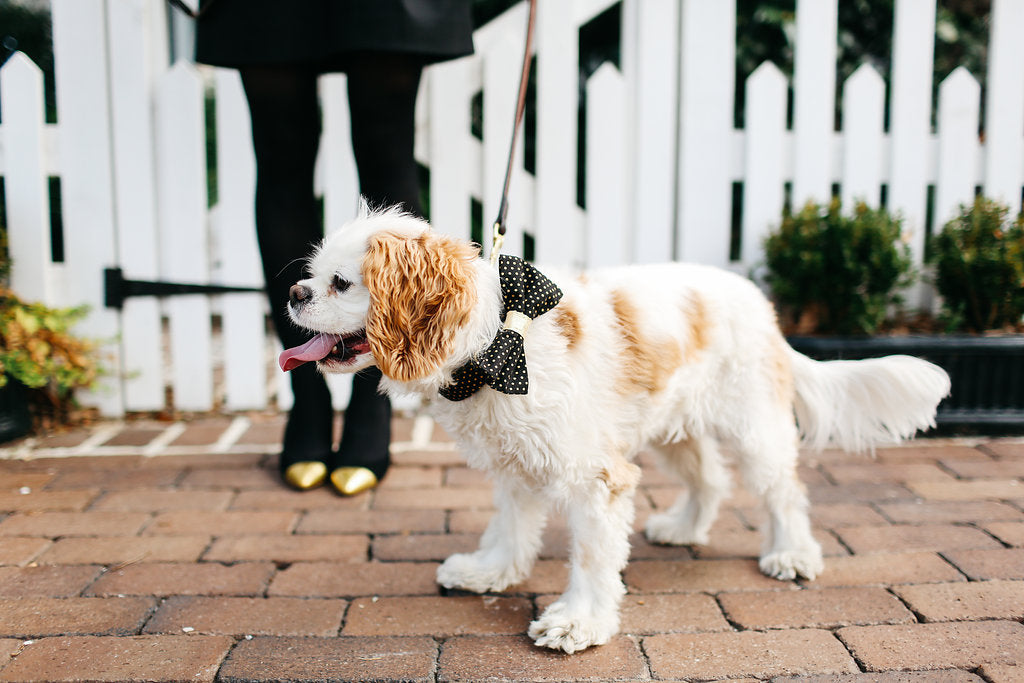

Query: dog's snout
[289,284,312,307]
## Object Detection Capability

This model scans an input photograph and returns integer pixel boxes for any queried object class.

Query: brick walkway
[0,414,1022,682]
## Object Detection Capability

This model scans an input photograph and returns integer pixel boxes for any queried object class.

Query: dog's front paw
[436,552,522,594]
[759,548,824,581]
[528,602,617,654]
[644,512,709,546]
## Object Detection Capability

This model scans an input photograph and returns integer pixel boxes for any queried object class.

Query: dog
[280,203,951,653]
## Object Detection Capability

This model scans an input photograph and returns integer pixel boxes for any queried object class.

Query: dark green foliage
[764,199,913,335]
[931,196,1024,332]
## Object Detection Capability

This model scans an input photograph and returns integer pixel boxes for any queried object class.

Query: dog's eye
[331,274,351,294]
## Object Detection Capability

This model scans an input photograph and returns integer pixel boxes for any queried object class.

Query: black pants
[240,54,422,470]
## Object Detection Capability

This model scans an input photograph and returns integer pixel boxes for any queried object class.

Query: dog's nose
[289,284,312,307]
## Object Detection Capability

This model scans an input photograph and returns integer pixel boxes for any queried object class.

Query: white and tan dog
[280,204,950,653]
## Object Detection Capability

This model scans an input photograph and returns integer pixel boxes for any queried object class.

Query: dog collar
[439,254,562,401]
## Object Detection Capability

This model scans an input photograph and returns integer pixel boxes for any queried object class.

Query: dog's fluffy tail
[789,350,951,452]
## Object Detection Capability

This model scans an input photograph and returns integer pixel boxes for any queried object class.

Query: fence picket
[841,64,886,209]
[888,0,936,263]
[622,0,679,264]
[792,0,839,206]
[934,68,982,228]
[1,54,51,304]
[211,68,270,412]
[426,58,475,242]
[320,74,359,233]
[107,0,166,411]
[50,0,123,415]
[483,34,525,259]
[741,61,788,267]
[585,64,628,267]
[155,63,213,411]
[983,0,1024,212]
[535,0,580,265]
[676,0,735,266]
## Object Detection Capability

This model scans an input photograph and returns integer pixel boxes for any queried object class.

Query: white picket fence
[2,0,1023,417]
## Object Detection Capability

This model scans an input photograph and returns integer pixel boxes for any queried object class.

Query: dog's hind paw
[643,512,709,546]
[436,552,523,594]
[759,548,823,581]
[528,603,617,654]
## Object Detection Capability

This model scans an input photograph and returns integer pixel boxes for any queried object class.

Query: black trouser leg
[241,67,333,475]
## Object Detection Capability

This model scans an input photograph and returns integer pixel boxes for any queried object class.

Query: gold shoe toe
[330,467,379,496]
[284,461,328,490]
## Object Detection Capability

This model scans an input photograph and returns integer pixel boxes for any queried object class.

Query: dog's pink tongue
[279,333,343,372]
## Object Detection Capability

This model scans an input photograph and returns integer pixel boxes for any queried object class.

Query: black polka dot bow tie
[440,254,563,401]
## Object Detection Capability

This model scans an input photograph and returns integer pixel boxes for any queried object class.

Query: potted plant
[0,223,101,442]
[763,197,1024,431]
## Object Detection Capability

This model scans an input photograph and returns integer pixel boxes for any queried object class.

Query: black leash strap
[490,0,538,265]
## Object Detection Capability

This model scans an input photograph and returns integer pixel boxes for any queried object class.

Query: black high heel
[329,367,391,495]
[278,364,335,491]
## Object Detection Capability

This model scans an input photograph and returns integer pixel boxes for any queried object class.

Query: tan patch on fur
[553,304,582,350]
[362,231,479,381]
[599,457,642,498]
[611,289,683,394]
[682,293,711,362]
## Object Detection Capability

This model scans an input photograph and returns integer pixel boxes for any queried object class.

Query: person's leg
[329,54,424,495]
[241,66,333,490]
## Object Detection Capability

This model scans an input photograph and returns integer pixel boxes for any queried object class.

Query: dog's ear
[362,230,479,381]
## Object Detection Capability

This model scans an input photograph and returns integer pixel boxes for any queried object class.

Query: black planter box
[788,335,1024,432]
[0,377,32,443]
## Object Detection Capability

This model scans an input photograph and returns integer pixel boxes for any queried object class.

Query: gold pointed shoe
[284,461,328,491]
[330,466,379,496]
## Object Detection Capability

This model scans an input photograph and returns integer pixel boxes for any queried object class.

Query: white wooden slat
[791,0,838,206]
[888,0,936,264]
[676,0,735,266]
[213,68,269,411]
[841,64,886,209]
[107,0,164,411]
[426,57,477,242]
[983,0,1024,212]
[622,0,679,264]
[50,0,124,415]
[320,73,360,234]
[155,62,213,411]
[1,54,52,305]
[585,64,628,267]
[535,0,580,266]
[741,61,788,267]
[934,68,982,228]
[483,34,525,260]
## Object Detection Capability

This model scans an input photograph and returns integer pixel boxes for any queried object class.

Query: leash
[490,0,538,266]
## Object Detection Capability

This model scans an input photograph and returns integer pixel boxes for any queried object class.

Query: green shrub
[763,199,914,335]
[931,196,1024,332]
[0,221,101,432]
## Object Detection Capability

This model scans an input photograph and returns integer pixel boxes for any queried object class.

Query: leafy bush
[764,199,914,335]
[931,196,1024,332]
[0,221,101,433]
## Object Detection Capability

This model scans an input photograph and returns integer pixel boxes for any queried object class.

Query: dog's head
[280,204,481,383]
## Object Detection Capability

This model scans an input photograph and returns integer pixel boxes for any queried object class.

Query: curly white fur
[284,204,951,653]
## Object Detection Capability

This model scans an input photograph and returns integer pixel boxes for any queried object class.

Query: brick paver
[0,635,233,682]
[894,580,1024,621]
[645,629,859,679]
[0,421,1022,681]
[143,596,346,637]
[218,636,438,682]
[838,620,1024,671]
